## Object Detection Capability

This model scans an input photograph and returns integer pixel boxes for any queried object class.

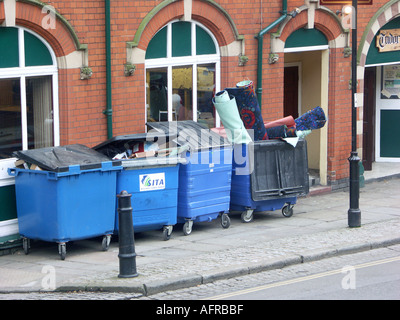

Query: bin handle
[7,168,17,176]
[47,171,59,181]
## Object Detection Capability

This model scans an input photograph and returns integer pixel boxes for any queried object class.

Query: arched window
[0,26,59,160]
[145,21,220,128]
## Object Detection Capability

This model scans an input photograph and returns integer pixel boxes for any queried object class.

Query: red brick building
[1,0,400,245]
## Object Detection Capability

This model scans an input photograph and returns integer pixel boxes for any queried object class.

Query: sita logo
[139,173,165,191]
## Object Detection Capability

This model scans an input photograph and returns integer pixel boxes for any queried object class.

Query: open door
[284,66,299,119]
[363,67,376,171]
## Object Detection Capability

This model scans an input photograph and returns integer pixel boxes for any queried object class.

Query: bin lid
[13,144,120,172]
[146,121,231,151]
[249,139,309,201]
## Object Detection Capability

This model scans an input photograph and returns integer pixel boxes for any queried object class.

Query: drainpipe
[255,0,288,107]
[103,0,113,139]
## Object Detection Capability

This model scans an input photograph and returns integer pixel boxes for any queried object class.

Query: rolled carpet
[212,90,252,144]
[225,80,267,141]
[295,106,327,131]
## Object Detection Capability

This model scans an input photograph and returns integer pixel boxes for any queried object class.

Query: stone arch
[11,0,86,58]
[127,0,244,64]
[359,0,400,67]
[272,7,347,53]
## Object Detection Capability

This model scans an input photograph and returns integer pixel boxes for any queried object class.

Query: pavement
[1,174,400,297]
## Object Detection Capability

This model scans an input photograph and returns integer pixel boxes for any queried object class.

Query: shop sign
[376,29,400,53]
[320,0,372,4]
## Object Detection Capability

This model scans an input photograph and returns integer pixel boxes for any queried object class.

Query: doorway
[284,50,329,185]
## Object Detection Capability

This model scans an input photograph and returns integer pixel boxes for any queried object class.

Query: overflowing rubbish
[94,133,184,241]
[210,79,325,222]
[148,121,232,235]
[213,79,327,146]
[8,77,327,260]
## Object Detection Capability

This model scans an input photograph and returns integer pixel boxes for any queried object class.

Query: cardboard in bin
[93,132,183,160]
[13,144,119,172]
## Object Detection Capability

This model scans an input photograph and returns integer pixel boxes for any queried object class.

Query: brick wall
[7,0,397,181]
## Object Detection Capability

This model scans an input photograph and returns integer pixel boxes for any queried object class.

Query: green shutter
[0,185,17,222]
[24,31,53,66]
[196,25,216,55]
[172,21,191,57]
[285,28,328,49]
[146,26,167,59]
[380,110,400,157]
[0,27,19,68]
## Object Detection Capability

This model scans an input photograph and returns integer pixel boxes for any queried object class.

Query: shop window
[145,21,220,128]
[0,27,58,160]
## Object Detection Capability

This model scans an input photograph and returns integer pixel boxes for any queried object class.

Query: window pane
[172,22,191,57]
[196,26,216,55]
[173,66,193,121]
[0,79,22,159]
[147,68,168,121]
[197,64,216,128]
[0,27,19,68]
[24,31,53,66]
[26,76,54,149]
[146,26,167,60]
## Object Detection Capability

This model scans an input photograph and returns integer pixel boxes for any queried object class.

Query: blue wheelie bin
[230,139,309,222]
[147,121,233,236]
[9,144,122,260]
[94,133,184,240]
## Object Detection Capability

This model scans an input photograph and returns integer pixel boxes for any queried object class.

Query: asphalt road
[207,256,400,300]
[143,245,400,301]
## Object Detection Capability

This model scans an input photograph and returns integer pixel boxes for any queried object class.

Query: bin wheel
[183,221,193,236]
[241,209,254,223]
[163,226,173,241]
[221,213,231,229]
[102,235,111,251]
[282,204,294,218]
[58,243,66,260]
[22,238,30,255]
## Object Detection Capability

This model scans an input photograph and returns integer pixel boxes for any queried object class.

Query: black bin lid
[13,144,118,172]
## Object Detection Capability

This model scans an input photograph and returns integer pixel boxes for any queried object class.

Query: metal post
[348,0,361,228]
[117,190,138,278]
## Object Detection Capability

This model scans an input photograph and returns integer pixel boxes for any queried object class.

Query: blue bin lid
[13,144,121,172]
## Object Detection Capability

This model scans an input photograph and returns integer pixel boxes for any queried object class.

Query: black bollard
[117,190,138,278]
